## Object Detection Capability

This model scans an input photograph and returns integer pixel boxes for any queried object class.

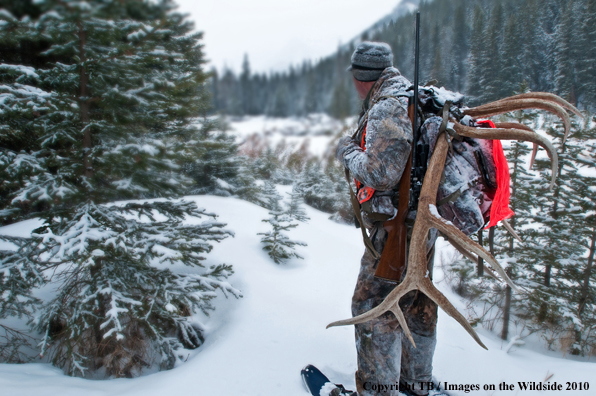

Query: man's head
[348,41,393,98]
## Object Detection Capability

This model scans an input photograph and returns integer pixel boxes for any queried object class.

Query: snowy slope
[1,193,595,396]
[227,114,355,158]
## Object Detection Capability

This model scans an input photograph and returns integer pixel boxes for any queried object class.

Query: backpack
[352,85,510,236]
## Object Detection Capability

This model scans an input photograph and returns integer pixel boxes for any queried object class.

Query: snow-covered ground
[226,114,355,158]
[1,191,594,396]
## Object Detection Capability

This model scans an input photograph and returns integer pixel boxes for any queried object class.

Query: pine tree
[577,0,596,107]
[0,0,240,376]
[480,3,505,103]
[286,183,310,223]
[184,119,241,196]
[517,116,588,351]
[449,1,468,92]
[489,103,537,341]
[232,156,267,207]
[261,180,283,211]
[258,184,306,264]
[466,5,486,104]
[296,162,337,213]
[499,15,523,98]
[554,0,579,104]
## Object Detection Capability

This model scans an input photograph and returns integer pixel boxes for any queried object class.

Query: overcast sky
[174,0,402,74]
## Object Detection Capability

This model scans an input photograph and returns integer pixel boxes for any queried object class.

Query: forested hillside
[212,0,596,117]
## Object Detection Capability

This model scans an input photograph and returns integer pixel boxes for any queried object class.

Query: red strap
[354,125,376,203]
[476,120,514,228]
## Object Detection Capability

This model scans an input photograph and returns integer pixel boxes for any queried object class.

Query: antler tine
[492,92,582,119]
[502,219,523,244]
[426,205,520,294]
[452,123,558,189]
[463,98,571,144]
[449,239,500,280]
[494,122,539,170]
[529,145,538,170]
[416,274,488,349]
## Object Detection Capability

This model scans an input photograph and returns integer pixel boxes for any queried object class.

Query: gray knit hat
[348,41,393,82]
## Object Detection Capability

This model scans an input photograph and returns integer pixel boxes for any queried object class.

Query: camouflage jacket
[336,67,497,235]
[336,67,413,227]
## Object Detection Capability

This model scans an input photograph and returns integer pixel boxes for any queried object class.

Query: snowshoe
[301,364,355,396]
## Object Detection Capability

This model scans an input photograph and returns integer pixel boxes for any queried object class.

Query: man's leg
[352,226,403,396]
[399,248,438,396]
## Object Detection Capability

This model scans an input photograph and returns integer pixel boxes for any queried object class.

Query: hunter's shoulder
[372,67,411,100]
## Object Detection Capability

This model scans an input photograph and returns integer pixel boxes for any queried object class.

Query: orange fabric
[476,120,515,228]
[355,124,376,204]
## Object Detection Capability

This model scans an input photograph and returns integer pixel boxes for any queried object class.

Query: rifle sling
[344,168,380,260]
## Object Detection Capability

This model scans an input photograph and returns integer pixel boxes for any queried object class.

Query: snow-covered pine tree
[258,210,306,265]
[557,115,596,355]
[286,183,309,223]
[184,118,241,197]
[295,161,337,213]
[517,115,589,352]
[33,201,239,377]
[258,181,306,264]
[0,0,240,376]
[324,159,352,224]
[0,6,55,362]
[231,155,267,206]
[261,180,283,211]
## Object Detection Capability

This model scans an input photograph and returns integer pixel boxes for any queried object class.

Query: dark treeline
[213,0,596,117]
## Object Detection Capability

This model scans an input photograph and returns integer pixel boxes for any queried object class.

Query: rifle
[374,11,421,282]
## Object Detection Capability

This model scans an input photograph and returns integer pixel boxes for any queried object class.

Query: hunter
[335,41,446,396]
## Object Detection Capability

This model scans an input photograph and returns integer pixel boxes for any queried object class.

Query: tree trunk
[578,221,596,317]
[501,141,519,339]
[477,229,484,277]
[79,21,93,179]
[501,281,512,340]
[488,226,495,255]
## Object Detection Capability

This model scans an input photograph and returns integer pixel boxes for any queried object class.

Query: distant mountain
[353,0,420,43]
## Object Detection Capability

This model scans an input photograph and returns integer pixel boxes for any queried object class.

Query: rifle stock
[373,105,415,282]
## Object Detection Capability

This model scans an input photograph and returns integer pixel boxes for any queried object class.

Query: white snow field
[1,194,595,396]
[228,114,355,158]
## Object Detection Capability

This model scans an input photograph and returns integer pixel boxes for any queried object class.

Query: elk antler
[328,124,558,349]
[493,122,541,170]
[463,92,581,144]
[492,92,582,119]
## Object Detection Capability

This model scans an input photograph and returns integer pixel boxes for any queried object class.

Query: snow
[1,195,595,395]
[0,64,39,78]
[226,114,355,157]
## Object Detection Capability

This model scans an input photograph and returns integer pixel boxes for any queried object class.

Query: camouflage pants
[352,224,438,396]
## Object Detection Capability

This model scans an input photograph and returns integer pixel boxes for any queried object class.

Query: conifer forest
[0,0,595,389]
